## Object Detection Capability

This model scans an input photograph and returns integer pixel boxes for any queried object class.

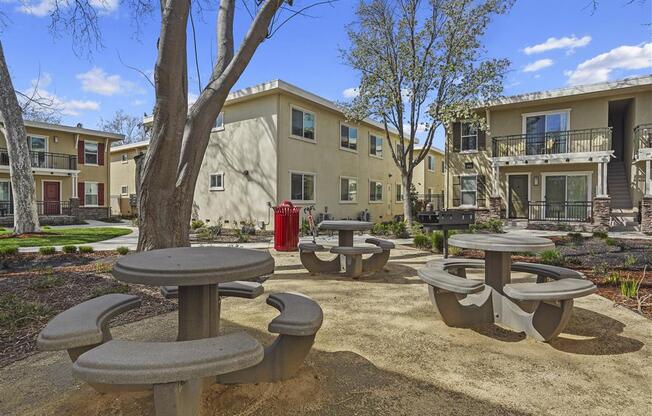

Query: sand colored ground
[1,247,651,416]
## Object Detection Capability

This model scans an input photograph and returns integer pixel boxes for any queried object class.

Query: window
[121,185,129,195]
[28,136,47,168]
[214,112,224,130]
[369,134,383,158]
[396,184,403,202]
[291,107,315,140]
[85,182,99,206]
[340,124,358,151]
[85,141,98,165]
[0,180,10,215]
[461,122,478,152]
[396,143,404,156]
[290,172,315,202]
[121,154,128,163]
[524,111,569,155]
[340,177,357,203]
[209,173,224,191]
[427,155,435,171]
[544,173,590,220]
[460,176,477,207]
[369,180,383,202]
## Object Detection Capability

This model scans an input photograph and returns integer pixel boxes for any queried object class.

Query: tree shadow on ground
[38,322,533,416]
[273,261,424,285]
[469,307,644,355]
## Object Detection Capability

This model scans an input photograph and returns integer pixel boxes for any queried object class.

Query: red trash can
[273,200,300,251]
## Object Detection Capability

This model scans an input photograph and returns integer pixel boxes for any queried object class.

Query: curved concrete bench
[504,279,596,301]
[160,281,264,300]
[218,292,323,384]
[299,243,340,275]
[365,238,395,250]
[37,294,141,362]
[298,242,327,253]
[426,259,586,282]
[418,268,485,294]
[363,238,395,274]
[331,245,382,277]
[73,332,263,416]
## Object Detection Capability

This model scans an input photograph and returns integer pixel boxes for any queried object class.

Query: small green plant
[515,251,536,257]
[39,246,56,255]
[235,229,250,243]
[592,262,610,275]
[31,275,64,290]
[0,245,19,255]
[116,246,130,255]
[623,254,637,269]
[567,232,584,245]
[42,225,52,230]
[79,246,94,254]
[410,222,423,236]
[94,262,113,274]
[371,222,389,236]
[592,230,608,239]
[605,271,622,286]
[391,221,409,238]
[430,231,445,253]
[619,278,638,298]
[190,219,205,230]
[604,237,617,246]
[300,218,311,236]
[0,294,53,332]
[62,245,78,254]
[470,218,504,234]
[539,249,565,266]
[448,246,463,256]
[88,284,130,299]
[413,233,432,250]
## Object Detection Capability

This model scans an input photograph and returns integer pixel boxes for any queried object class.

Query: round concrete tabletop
[448,233,554,253]
[318,220,373,231]
[113,247,275,286]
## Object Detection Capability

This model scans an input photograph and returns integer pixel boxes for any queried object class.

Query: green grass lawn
[0,227,132,249]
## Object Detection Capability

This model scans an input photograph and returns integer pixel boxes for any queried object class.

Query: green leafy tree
[342,0,511,224]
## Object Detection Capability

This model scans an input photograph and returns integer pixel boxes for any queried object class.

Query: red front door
[43,181,61,215]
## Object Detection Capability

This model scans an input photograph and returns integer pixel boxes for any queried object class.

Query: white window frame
[541,171,592,220]
[369,179,383,203]
[459,174,478,208]
[339,176,358,204]
[84,140,99,166]
[521,109,571,134]
[0,179,12,203]
[209,172,225,191]
[427,155,435,171]
[339,122,358,153]
[369,133,383,159]
[121,185,129,195]
[84,181,99,207]
[27,135,48,152]
[212,112,225,131]
[460,122,478,153]
[289,105,317,143]
[395,183,403,203]
[289,170,316,204]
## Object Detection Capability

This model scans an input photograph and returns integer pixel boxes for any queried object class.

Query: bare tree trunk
[0,41,40,234]
[402,172,413,226]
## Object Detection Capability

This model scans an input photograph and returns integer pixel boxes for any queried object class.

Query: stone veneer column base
[641,197,652,233]
[592,197,611,231]
[489,197,503,220]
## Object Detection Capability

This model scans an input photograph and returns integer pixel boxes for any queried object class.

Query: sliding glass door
[525,112,569,155]
[544,174,589,220]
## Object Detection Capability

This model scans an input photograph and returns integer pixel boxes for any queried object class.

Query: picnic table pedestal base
[177,285,220,341]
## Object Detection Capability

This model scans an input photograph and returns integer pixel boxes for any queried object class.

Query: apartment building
[0,120,123,225]
[413,147,446,209]
[445,75,652,231]
[109,140,149,217]
[110,80,447,227]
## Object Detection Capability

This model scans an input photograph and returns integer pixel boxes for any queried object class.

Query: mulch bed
[190,228,273,244]
[0,252,177,368]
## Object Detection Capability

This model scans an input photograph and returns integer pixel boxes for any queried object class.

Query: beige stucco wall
[414,149,445,197]
[109,145,147,215]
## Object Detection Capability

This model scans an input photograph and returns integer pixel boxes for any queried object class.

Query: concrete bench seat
[73,332,263,416]
[365,237,395,250]
[37,294,141,362]
[418,268,485,294]
[330,245,382,255]
[219,292,323,384]
[504,279,596,301]
[298,242,327,253]
[426,259,585,282]
[161,281,264,300]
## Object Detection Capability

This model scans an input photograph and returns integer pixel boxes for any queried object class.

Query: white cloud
[22,73,100,116]
[524,35,591,55]
[77,67,135,96]
[130,99,146,107]
[342,87,359,99]
[565,42,652,85]
[17,0,118,17]
[523,59,553,73]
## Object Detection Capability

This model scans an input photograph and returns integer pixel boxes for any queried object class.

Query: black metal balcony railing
[0,200,71,217]
[492,128,612,158]
[0,148,77,170]
[634,123,652,155]
[528,201,592,223]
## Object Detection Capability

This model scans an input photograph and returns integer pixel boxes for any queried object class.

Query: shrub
[371,222,390,236]
[567,232,584,245]
[410,222,423,236]
[116,246,130,255]
[79,246,94,254]
[592,230,608,239]
[605,272,622,286]
[301,219,311,236]
[235,229,250,243]
[240,221,256,235]
[623,254,637,269]
[31,275,64,290]
[539,249,565,266]
[448,246,463,256]
[604,237,617,246]
[430,231,445,253]
[0,294,53,331]
[391,221,409,238]
[0,246,19,255]
[207,224,222,237]
[413,233,432,250]
[191,219,205,230]
[94,262,112,273]
[620,279,638,298]
[39,246,56,255]
[62,245,78,254]
[470,219,504,234]
[592,262,610,275]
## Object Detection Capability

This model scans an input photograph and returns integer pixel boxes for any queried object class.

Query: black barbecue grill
[416,209,475,258]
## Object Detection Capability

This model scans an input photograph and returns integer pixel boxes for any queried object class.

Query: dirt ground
[1,247,651,416]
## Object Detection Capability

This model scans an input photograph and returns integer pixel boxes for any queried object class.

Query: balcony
[634,123,652,161]
[528,201,592,223]
[0,148,77,171]
[492,128,612,159]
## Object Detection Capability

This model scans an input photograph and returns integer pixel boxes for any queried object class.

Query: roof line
[12,119,125,140]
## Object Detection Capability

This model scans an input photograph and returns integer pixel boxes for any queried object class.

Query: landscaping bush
[606,272,622,286]
[116,246,130,255]
[94,262,113,273]
[0,246,19,256]
[448,246,463,256]
[470,219,504,234]
[430,231,445,253]
[191,219,205,230]
[623,254,637,269]
[371,222,390,236]
[620,278,638,298]
[62,245,78,254]
[39,246,56,255]
[410,222,423,236]
[413,233,432,250]
[604,237,617,246]
[79,246,94,254]
[539,249,565,266]
[31,275,64,290]
[592,262,610,275]
[235,229,250,243]
[391,221,409,238]
[567,232,584,245]
[207,224,222,237]
[0,294,53,331]
[593,230,608,239]
[240,221,256,235]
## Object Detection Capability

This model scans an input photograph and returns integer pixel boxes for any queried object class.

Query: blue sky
[1,0,651,149]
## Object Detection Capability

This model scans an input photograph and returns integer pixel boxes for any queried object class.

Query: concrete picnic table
[113,247,274,341]
[318,220,373,246]
[418,233,597,341]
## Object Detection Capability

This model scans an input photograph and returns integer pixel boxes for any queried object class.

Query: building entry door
[43,181,61,215]
[508,175,528,218]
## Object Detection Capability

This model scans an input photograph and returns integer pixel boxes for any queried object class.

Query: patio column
[71,174,78,198]
[646,160,651,197]
[597,161,604,196]
[492,163,500,197]
[602,160,608,197]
